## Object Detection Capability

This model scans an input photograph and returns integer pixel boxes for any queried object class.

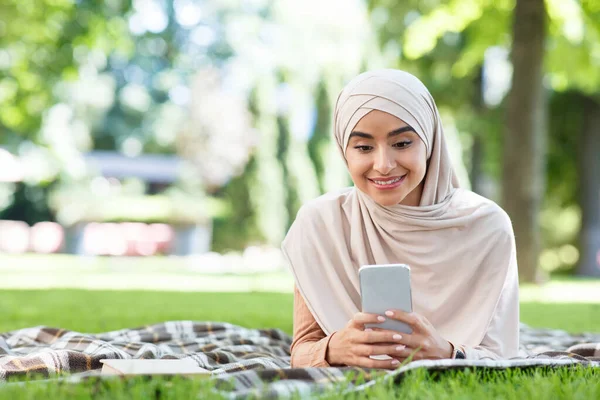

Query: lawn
[0,288,598,399]
[1,289,600,335]
[0,290,294,334]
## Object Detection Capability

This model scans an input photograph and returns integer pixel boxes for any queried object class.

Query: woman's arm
[292,286,411,369]
[290,286,338,367]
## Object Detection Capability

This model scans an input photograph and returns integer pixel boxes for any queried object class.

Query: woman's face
[345,110,427,207]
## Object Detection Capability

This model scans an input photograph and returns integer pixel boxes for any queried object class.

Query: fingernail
[391,360,400,365]
[396,345,405,351]
[364,328,373,332]
[393,334,402,340]
[377,316,386,322]
[385,311,394,317]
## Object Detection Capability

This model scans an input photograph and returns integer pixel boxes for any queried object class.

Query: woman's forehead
[353,109,409,132]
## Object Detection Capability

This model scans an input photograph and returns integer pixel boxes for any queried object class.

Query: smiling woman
[281,69,520,369]
[346,110,427,207]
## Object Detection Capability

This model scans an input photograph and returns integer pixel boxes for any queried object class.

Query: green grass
[0,288,598,399]
[2,376,224,400]
[0,290,294,334]
[520,302,600,332]
[332,367,600,400]
[1,289,599,335]
[2,368,598,400]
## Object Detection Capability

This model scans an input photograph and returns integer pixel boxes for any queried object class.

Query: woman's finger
[391,332,423,349]
[355,356,402,370]
[362,329,421,349]
[357,343,411,357]
[384,310,427,332]
[393,346,426,361]
[360,329,405,344]
[364,327,386,332]
[351,312,386,327]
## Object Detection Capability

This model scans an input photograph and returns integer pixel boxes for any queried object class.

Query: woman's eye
[394,140,412,148]
[354,145,372,152]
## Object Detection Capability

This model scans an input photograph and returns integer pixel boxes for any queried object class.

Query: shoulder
[295,187,354,221]
[283,188,353,249]
[453,189,514,239]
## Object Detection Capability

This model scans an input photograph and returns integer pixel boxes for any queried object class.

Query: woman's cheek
[408,149,427,178]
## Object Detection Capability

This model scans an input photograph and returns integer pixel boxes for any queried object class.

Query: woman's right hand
[326,312,407,369]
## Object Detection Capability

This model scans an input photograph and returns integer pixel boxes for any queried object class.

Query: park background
[0,0,599,397]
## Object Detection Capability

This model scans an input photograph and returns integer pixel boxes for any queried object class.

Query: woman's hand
[382,309,453,361]
[326,312,407,369]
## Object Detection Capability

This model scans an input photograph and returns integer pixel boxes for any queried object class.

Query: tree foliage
[0,0,133,145]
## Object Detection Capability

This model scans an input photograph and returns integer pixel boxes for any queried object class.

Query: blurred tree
[502,0,547,283]
[211,155,264,252]
[308,81,332,193]
[537,0,600,277]
[0,0,133,146]
[276,93,301,229]
[0,183,53,224]
[545,91,600,278]
[0,0,133,221]
[176,68,254,192]
[212,0,372,248]
[577,96,600,277]
[96,0,237,157]
[278,76,322,229]
[248,76,289,246]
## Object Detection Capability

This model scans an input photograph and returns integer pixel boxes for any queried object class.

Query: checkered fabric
[1,321,598,398]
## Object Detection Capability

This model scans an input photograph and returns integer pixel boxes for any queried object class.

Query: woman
[282,69,519,369]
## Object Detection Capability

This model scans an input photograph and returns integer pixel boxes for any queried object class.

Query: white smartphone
[359,264,413,334]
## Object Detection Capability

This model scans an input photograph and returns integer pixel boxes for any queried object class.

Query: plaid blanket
[1,321,599,398]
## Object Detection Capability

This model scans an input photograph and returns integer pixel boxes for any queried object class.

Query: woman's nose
[373,148,396,175]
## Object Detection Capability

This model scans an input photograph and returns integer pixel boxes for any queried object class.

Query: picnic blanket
[1,321,599,398]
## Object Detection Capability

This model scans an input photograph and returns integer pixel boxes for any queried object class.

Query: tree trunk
[576,96,600,277]
[470,68,485,196]
[502,0,547,282]
[470,135,484,195]
[308,80,331,194]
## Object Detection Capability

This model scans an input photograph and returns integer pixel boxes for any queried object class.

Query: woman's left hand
[381,309,453,361]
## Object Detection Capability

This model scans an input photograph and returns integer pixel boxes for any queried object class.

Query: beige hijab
[282,69,518,350]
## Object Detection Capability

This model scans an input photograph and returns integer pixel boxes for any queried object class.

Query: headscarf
[282,69,519,356]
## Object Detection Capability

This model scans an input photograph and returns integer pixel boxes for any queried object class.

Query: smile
[368,175,406,189]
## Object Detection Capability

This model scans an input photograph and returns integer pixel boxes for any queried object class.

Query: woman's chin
[369,191,406,207]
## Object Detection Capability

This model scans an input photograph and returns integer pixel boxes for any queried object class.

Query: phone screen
[359,264,413,334]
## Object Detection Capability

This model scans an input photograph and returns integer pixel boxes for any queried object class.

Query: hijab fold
[282,70,517,350]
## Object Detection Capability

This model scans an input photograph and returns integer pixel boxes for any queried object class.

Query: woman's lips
[368,175,406,190]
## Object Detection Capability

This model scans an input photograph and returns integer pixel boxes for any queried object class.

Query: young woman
[282,69,519,369]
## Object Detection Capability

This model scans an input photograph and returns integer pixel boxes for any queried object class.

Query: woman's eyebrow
[388,126,415,137]
[348,126,415,140]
